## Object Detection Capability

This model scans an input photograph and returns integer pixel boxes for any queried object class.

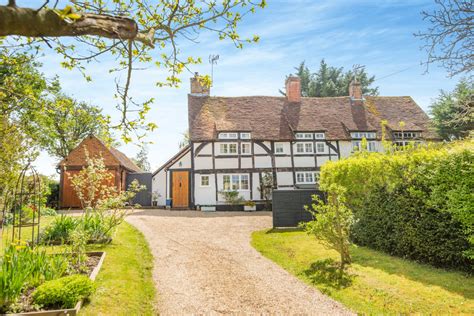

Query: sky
[25,0,461,177]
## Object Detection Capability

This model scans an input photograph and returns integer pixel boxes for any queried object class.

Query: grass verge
[80,221,155,315]
[251,228,473,314]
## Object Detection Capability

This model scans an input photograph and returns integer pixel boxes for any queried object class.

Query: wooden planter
[5,251,106,316]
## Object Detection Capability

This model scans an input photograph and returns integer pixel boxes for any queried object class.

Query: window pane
[229,144,237,153]
[317,143,325,153]
[201,176,209,186]
[232,175,239,190]
[296,143,304,153]
[304,133,313,139]
[223,175,230,190]
[240,175,249,190]
[368,141,376,152]
[220,143,227,153]
[228,133,238,139]
[305,143,313,153]
[352,141,360,151]
[296,173,304,183]
[242,143,251,154]
[240,133,251,139]
[305,172,314,183]
[275,143,284,153]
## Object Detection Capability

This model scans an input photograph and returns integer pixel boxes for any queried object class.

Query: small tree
[301,185,354,271]
[69,149,145,234]
[219,190,244,211]
[258,172,273,211]
[69,150,115,211]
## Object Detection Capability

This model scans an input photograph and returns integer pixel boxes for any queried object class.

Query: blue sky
[29,0,460,177]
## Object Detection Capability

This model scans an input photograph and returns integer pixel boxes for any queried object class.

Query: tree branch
[0,5,153,46]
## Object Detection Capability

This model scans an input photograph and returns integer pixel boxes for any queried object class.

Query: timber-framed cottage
[152,74,436,210]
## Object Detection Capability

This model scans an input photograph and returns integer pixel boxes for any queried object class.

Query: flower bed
[4,252,105,316]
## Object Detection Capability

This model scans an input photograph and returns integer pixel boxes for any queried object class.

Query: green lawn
[80,222,156,315]
[1,215,156,315]
[251,229,474,314]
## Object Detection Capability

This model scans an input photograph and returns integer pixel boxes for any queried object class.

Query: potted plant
[244,200,256,211]
[151,192,160,207]
[200,205,216,212]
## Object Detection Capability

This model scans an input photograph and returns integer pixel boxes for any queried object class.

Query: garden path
[127,209,352,315]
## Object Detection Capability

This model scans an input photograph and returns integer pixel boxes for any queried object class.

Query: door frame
[169,169,192,209]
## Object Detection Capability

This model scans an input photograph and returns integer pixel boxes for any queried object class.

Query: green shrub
[32,274,95,309]
[40,215,78,245]
[40,207,57,217]
[41,213,119,245]
[319,140,473,271]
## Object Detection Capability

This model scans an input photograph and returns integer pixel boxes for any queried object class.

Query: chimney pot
[285,76,301,103]
[349,80,363,104]
[190,72,210,96]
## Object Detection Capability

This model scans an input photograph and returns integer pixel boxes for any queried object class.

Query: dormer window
[295,132,313,139]
[350,132,376,139]
[393,131,421,139]
[315,133,326,140]
[219,132,238,139]
[295,132,325,140]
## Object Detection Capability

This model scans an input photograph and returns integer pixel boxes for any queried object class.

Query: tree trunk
[0,5,141,42]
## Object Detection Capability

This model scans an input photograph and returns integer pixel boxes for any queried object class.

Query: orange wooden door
[172,171,189,208]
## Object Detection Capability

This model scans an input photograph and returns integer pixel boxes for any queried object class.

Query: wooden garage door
[172,171,189,208]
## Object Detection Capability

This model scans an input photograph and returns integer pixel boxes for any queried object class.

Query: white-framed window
[275,143,284,154]
[352,140,361,151]
[296,171,320,184]
[222,174,249,191]
[367,141,377,152]
[295,132,313,139]
[241,143,252,155]
[218,132,238,139]
[200,175,210,187]
[240,132,251,139]
[296,142,313,153]
[350,132,376,139]
[352,141,377,152]
[219,143,237,154]
[393,131,420,139]
[314,133,326,139]
[316,142,325,153]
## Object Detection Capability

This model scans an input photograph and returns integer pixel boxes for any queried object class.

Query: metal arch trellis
[3,162,42,246]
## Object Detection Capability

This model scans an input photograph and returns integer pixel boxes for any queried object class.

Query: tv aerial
[209,54,219,86]
[352,64,365,81]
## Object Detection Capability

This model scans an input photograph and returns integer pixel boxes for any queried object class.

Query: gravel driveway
[127,209,352,315]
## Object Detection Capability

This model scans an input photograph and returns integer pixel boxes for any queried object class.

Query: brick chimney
[190,72,210,96]
[349,80,363,105]
[285,76,301,103]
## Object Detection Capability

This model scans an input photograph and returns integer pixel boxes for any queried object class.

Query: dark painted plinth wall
[126,173,152,207]
[272,189,325,227]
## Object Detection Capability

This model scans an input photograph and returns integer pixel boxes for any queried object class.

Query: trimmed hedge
[320,140,473,271]
[33,274,95,309]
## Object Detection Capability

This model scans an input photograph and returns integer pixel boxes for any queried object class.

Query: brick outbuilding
[58,135,141,209]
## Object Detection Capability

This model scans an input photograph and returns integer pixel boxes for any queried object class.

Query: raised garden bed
[4,251,106,316]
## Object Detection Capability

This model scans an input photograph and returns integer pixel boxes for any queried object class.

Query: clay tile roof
[109,147,142,173]
[188,94,438,141]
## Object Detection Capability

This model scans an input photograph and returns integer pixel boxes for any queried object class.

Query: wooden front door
[172,171,189,208]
